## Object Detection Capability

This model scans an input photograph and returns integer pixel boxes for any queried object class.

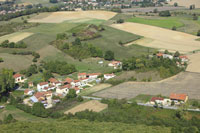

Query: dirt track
[111,22,200,53]
[93,72,200,100]
[29,11,116,23]
[64,100,107,114]
[169,0,200,8]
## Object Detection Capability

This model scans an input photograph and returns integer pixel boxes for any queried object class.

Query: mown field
[127,17,184,29]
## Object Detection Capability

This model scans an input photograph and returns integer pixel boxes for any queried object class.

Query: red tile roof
[157,53,163,57]
[104,73,115,76]
[179,56,188,59]
[65,78,73,83]
[74,87,80,91]
[170,93,187,101]
[60,84,71,89]
[48,78,58,83]
[13,73,22,78]
[74,80,80,83]
[151,97,164,102]
[24,89,32,94]
[78,73,87,76]
[39,82,48,86]
[88,73,101,76]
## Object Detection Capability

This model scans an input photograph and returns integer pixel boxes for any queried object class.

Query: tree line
[0,40,27,48]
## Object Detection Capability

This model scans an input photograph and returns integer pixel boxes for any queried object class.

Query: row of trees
[64,99,200,133]
[0,69,15,101]
[0,40,27,48]
[42,60,77,75]
[0,6,64,21]
[122,55,183,78]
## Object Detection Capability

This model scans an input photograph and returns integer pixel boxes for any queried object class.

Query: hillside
[0,119,171,133]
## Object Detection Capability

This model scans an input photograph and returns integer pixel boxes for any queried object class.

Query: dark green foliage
[77,96,83,102]
[197,30,200,36]
[0,40,27,48]
[104,50,114,61]
[193,14,198,20]
[3,114,16,124]
[159,10,171,17]
[172,26,177,31]
[43,71,53,82]
[174,2,178,7]
[111,8,122,13]
[122,56,182,78]
[0,69,15,98]
[116,19,124,24]
[43,61,76,75]
[65,89,77,100]
[32,103,48,117]
[56,33,68,40]
[0,57,3,62]
[49,0,58,3]
[174,51,180,57]
[20,64,38,77]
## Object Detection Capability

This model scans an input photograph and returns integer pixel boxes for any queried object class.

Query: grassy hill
[0,119,170,133]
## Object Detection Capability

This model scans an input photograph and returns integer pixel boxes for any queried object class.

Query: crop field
[0,32,33,43]
[29,11,117,23]
[122,6,186,13]
[93,72,200,100]
[127,17,184,29]
[0,53,32,71]
[187,52,200,73]
[111,22,200,53]
[169,0,200,8]
[64,100,108,114]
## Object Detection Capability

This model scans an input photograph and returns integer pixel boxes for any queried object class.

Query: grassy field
[127,17,184,29]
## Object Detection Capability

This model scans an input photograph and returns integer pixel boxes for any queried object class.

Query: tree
[116,19,124,24]
[159,10,171,17]
[49,0,58,3]
[104,50,114,61]
[43,71,53,82]
[197,30,200,36]
[77,96,83,102]
[66,89,77,99]
[174,51,180,57]
[193,14,198,20]
[153,8,158,13]
[73,38,81,46]
[172,26,176,31]
[3,114,16,124]
[32,102,48,117]
[174,2,178,7]
[164,50,170,54]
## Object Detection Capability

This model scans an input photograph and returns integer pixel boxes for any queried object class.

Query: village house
[170,93,188,103]
[73,87,81,94]
[104,73,116,80]
[108,61,122,69]
[37,82,49,92]
[156,53,173,60]
[56,84,71,96]
[13,73,26,83]
[28,82,34,88]
[24,89,34,96]
[80,78,89,87]
[78,73,87,79]
[87,73,101,80]
[179,56,188,63]
[150,97,164,105]
[30,91,53,103]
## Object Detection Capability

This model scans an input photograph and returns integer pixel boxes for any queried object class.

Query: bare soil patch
[0,32,33,43]
[93,72,200,100]
[169,0,200,8]
[64,100,108,114]
[29,11,117,23]
[111,22,200,53]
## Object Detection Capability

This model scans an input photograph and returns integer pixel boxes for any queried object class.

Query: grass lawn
[127,17,184,29]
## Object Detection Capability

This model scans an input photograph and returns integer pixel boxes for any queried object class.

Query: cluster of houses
[156,52,189,66]
[13,72,116,108]
[149,93,188,106]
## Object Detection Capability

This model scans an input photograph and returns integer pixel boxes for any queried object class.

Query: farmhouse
[28,82,34,88]
[104,73,116,80]
[108,61,122,69]
[56,84,70,96]
[37,82,49,92]
[24,89,34,96]
[13,73,26,83]
[78,73,87,79]
[170,93,188,103]
[179,56,188,63]
[73,87,81,94]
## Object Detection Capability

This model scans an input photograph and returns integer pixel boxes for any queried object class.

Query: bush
[159,10,171,17]
[3,114,16,124]
[197,30,200,36]
[77,96,83,102]
[172,26,176,31]
[117,19,124,24]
